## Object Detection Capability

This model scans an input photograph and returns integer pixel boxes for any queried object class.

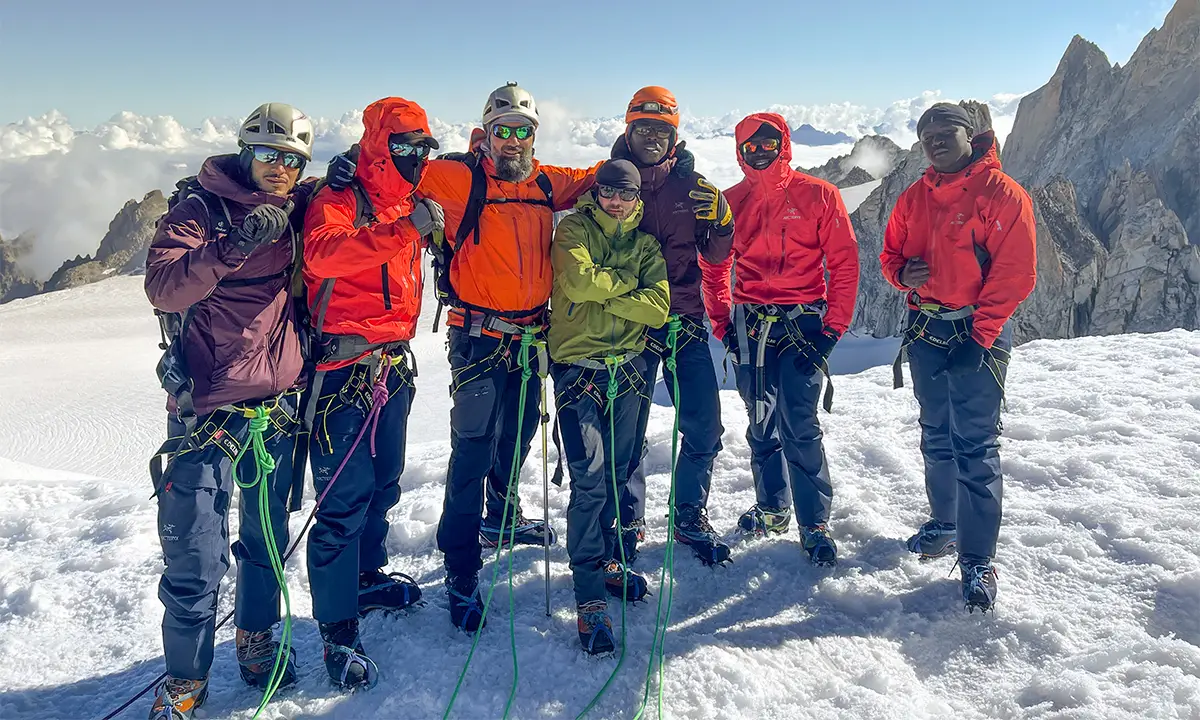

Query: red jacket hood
[921,131,1001,189]
[735,112,793,187]
[356,97,430,208]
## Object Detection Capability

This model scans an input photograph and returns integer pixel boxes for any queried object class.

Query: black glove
[937,336,986,377]
[722,324,739,359]
[800,327,839,376]
[689,177,732,225]
[232,204,290,254]
[409,198,445,236]
[326,151,357,191]
[672,140,695,177]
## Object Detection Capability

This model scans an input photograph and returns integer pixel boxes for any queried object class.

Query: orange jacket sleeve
[881,193,911,292]
[700,253,734,340]
[541,161,602,211]
[303,188,422,279]
[971,182,1037,347]
[818,186,860,335]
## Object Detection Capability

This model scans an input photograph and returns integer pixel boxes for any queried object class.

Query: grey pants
[156,397,297,680]
[552,357,647,605]
[907,311,1011,561]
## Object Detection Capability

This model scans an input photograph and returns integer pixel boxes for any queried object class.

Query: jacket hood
[735,112,793,186]
[357,97,431,207]
[574,191,645,237]
[198,155,293,208]
[921,131,1001,189]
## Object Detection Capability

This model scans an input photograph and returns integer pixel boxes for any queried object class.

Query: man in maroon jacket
[144,103,314,720]
[608,86,736,566]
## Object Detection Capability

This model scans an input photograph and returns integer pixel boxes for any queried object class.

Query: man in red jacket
[702,113,859,566]
[880,102,1036,612]
[145,102,314,719]
[301,97,444,688]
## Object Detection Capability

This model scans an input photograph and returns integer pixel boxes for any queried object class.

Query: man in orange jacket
[701,113,859,567]
[302,97,443,686]
[880,102,1036,612]
[325,83,600,632]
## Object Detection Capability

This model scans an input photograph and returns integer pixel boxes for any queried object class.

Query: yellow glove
[688,177,732,225]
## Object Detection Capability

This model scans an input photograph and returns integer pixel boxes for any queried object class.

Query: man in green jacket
[549,159,670,655]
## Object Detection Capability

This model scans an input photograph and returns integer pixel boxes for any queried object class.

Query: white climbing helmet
[482,82,539,129]
[238,102,315,160]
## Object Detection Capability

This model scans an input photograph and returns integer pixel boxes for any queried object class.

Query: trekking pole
[541,375,552,617]
[101,376,391,720]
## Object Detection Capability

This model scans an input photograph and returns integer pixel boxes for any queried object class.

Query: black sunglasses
[597,185,639,201]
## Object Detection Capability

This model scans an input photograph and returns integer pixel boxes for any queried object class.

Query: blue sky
[0,0,1176,127]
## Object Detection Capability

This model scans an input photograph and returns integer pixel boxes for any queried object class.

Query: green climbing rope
[231,405,292,720]
[444,329,538,720]
[575,355,631,719]
[635,316,683,719]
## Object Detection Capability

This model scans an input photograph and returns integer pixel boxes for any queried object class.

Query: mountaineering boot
[603,559,650,603]
[620,518,645,565]
[480,508,558,548]
[961,558,998,613]
[906,519,958,560]
[319,618,377,690]
[235,628,298,690]
[577,600,616,656]
[737,504,792,537]
[149,676,208,720]
[800,525,838,567]
[674,505,731,566]
[358,568,423,616]
[445,573,487,633]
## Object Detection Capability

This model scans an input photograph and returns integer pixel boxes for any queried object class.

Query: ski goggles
[491,124,535,141]
[740,138,781,154]
[389,140,432,158]
[628,101,678,116]
[250,146,306,169]
[631,122,673,140]
[597,185,639,202]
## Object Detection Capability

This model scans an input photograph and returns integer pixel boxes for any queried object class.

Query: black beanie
[917,103,973,135]
[595,159,641,191]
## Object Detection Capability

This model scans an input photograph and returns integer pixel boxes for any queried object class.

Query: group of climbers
[141,79,1036,716]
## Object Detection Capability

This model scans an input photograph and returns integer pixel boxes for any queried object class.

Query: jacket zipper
[381,262,392,311]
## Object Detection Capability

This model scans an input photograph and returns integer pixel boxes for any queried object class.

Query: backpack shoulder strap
[454,159,489,250]
[534,172,554,208]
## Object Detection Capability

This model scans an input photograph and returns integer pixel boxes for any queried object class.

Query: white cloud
[0,91,1022,280]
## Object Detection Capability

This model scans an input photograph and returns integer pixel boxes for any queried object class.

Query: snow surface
[1,277,1199,720]
[0,90,1017,279]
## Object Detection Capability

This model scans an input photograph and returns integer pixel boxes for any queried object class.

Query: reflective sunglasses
[632,123,673,140]
[250,145,305,169]
[491,124,535,140]
[597,185,639,202]
[629,101,678,116]
[389,140,431,158]
[740,138,781,154]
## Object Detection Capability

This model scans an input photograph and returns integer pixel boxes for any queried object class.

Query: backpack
[428,156,555,330]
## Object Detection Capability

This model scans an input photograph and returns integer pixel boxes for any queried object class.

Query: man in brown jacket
[144,102,314,720]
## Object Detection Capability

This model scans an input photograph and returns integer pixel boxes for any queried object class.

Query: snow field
[0,278,1197,719]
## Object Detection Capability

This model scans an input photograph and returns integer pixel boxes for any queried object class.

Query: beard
[494,148,534,182]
